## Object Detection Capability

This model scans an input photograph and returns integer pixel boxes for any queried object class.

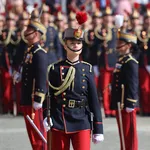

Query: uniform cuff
[126,98,137,109]
[34,92,45,103]
[93,122,103,134]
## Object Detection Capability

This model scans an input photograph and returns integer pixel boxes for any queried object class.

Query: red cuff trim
[94,122,102,124]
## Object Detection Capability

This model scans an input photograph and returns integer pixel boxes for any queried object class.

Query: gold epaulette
[125,55,138,64]
[81,61,92,72]
[21,30,28,43]
[34,45,47,54]
[2,30,12,45]
[58,31,65,46]
[48,60,63,71]
[94,27,112,42]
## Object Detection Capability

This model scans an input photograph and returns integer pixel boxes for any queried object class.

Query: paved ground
[0,114,150,150]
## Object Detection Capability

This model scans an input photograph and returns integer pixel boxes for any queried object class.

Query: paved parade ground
[0,114,150,150]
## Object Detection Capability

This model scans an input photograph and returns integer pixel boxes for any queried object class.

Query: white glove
[33,101,42,110]
[115,15,124,28]
[93,65,100,77]
[43,117,53,132]
[9,67,13,76]
[92,134,104,144]
[13,71,22,84]
[146,65,150,74]
[126,107,134,113]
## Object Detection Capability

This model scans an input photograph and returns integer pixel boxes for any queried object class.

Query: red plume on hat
[133,2,140,9]
[124,9,131,16]
[68,5,77,13]
[106,0,110,7]
[34,3,38,8]
[80,5,86,11]
[76,11,88,25]
[146,3,150,9]
[95,1,100,9]
[56,5,62,12]
[6,4,13,11]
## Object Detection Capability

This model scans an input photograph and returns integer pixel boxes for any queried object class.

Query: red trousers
[139,68,150,113]
[116,110,138,150]
[22,106,47,150]
[1,68,13,112]
[51,129,91,150]
[99,68,115,116]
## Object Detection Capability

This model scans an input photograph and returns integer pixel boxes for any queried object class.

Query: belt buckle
[68,100,75,108]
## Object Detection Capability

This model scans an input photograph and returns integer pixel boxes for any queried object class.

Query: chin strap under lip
[67,46,82,52]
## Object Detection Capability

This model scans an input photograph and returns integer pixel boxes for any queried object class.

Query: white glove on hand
[43,117,53,132]
[126,107,134,113]
[93,65,100,77]
[9,67,13,76]
[13,71,22,84]
[92,134,104,144]
[33,101,42,110]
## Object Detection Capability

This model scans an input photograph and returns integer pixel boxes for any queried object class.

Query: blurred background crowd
[0,0,150,118]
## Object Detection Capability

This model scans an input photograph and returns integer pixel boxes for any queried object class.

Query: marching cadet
[0,11,17,114]
[12,11,29,115]
[130,3,141,34]
[138,4,150,116]
[41,4,63,65]
[97,6,117,117]
[31,4,40,22]
[83,8,103,89]
[14,20,48,150]
[0,14,5,113]
[120,14,130,33]
[68,9,78,28]
[110,32,139,150]
[0,13,5,33]
[55,10,67,59]
[43,11,104,150]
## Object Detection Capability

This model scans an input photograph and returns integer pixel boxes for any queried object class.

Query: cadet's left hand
[33,101,42,110]
[126,107,134,113]
[13,71,22,84]
[92,134,104,144]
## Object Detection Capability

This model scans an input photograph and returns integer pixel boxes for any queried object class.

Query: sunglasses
[24,30,36,37]
[116,43,127,49]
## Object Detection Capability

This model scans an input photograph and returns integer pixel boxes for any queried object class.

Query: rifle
[26,115,47,144]
[31,79,35,120]
[47,87,52,150]
[117,84,125,150]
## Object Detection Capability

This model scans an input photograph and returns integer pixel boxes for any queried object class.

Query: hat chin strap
[67,46,82,52]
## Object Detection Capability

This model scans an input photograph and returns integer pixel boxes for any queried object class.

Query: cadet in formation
[43,12,104,150]
[14,20,48,150]
[110,32,139,150]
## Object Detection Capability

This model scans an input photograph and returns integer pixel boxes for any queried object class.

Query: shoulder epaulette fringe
[125,55,138,64]
[81,61,92,72]
[34,45,47,54]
